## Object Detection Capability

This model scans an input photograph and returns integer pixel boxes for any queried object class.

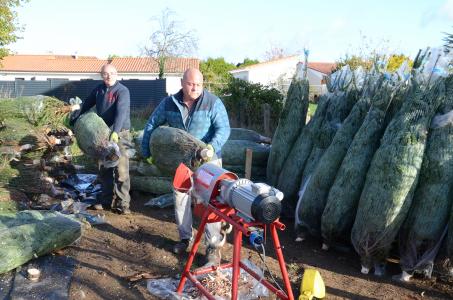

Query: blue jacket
[79,81,130,133]
[141,89,230,158]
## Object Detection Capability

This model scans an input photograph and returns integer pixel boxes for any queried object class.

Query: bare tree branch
[143,8,198,78]
[262,40,298,61]
[263,46,288,61]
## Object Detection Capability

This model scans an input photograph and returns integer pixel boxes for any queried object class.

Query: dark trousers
[98,130,131,209]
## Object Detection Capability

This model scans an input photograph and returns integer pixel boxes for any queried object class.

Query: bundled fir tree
[276,93,330,215]
[278,67,358,217]
[321,78,397,247]
[73,111,120,167]
[149,126,207,176]
[267,78,309,186]
[0,210,82,274]
[297,76,377,237]
[298,69,360,192]
[351,76,445,275]
[397,75,453,281]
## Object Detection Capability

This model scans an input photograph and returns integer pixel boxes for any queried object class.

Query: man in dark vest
[72,64,131,214]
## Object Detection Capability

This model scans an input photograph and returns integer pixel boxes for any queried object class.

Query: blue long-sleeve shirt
[79,81,130,133]
[141,89,230,158]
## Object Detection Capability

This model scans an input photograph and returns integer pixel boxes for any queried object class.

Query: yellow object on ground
[299,269,325,300]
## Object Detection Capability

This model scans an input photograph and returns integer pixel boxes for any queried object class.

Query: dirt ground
[65,191,453,300]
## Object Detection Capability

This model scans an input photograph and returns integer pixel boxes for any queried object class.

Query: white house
[295,61,337,97]
[230,56,336,97]
[230,56,301,92]
[0,55,200,94]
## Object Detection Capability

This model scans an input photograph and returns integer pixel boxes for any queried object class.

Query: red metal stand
[176,201,294,300]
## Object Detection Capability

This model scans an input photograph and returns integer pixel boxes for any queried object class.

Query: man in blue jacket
[73,64,131,214]
[141,68,230,264]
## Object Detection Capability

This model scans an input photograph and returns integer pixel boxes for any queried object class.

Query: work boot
[202,246,221,267]
[173,239,190,255]
[119,207,131,215]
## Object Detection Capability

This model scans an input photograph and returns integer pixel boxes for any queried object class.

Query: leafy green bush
[221,78,284,135]
[200,57,236,95]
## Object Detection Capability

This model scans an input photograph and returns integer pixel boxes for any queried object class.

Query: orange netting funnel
[173,163,193,192]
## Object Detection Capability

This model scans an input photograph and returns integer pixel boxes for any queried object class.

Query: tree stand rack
[176,201,294,300]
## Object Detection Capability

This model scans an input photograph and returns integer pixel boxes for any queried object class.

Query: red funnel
[173,163,193,192]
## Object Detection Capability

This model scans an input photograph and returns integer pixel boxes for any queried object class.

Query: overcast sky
[9,0,453,64]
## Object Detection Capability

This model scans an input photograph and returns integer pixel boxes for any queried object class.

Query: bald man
[74,64,131,214]
[141,68,230,265]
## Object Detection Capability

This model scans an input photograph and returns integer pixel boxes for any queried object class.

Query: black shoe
[173,239,190,254]
[120,207,131,215]
[202,246,220,267]
[112,207,131,215]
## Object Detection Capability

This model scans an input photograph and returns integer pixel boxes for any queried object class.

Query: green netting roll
[222,140,270,167]
[130,175,173,195]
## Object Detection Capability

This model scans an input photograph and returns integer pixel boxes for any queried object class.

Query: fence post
[245,148,253,180]
[262,103,271,137]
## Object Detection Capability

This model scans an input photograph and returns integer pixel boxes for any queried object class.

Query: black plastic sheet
[0,255,76,300]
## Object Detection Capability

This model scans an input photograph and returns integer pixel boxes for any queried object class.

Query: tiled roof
[109,57,199,73]
[307,62,336,75]
[0,55,199,73]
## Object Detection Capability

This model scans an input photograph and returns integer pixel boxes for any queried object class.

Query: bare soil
[66,191,453,300]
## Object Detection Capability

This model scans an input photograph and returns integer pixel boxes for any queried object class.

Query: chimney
[72,51,78,59]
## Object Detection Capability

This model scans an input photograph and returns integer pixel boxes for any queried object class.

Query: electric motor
[191,163,284,224]
[219,179,283,224]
